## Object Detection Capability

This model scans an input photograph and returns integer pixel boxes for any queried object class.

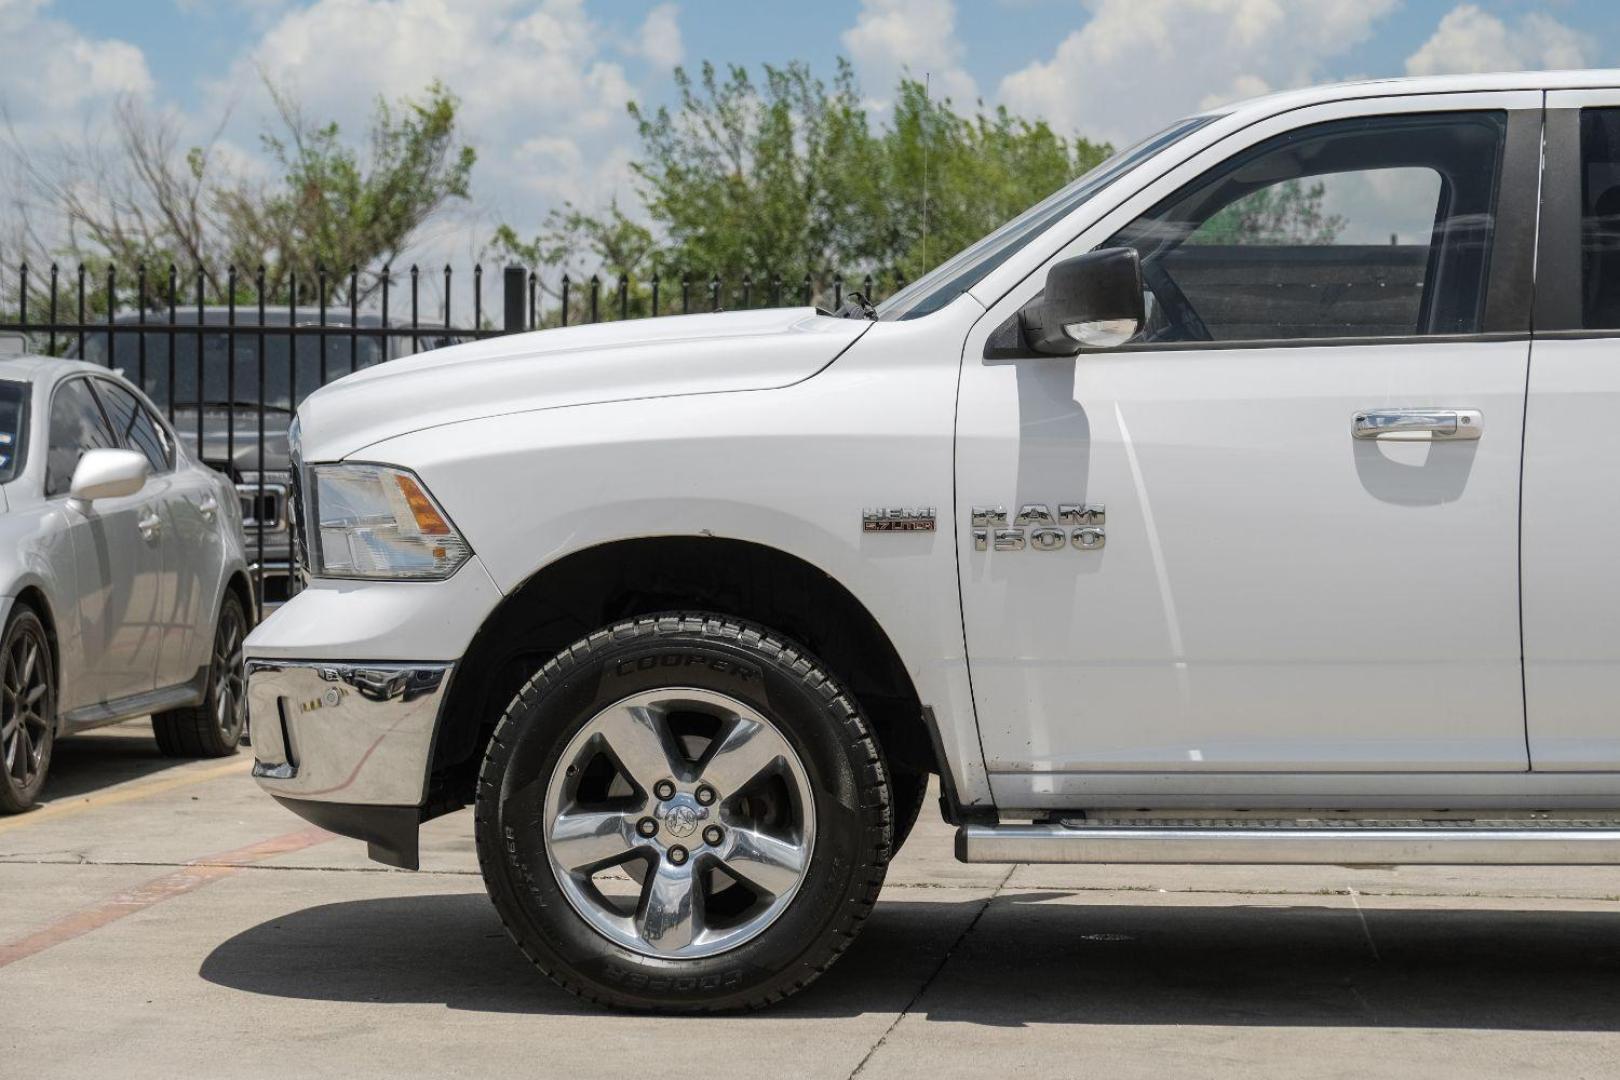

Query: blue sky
[6,0,1618,264]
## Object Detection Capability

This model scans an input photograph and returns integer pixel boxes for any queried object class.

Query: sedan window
[93,379,175,474]
[45,379,117,497]
[0,381,26,484]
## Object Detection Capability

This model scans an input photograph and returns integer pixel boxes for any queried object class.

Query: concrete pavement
[3,720,1619,1079]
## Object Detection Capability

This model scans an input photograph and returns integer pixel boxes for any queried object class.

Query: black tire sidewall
[476,617,888,1009]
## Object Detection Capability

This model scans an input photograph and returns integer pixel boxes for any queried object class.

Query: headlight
[309,463,470,580]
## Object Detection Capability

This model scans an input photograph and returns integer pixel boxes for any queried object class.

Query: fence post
[503,266,527,333]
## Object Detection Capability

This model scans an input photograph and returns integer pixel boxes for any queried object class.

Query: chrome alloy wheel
[213,602,247,741]
[1,620,52,791]
[542,688,816,960]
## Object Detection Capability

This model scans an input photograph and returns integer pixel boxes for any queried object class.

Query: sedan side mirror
[69,448,149,508]
[1019,247,1146,355]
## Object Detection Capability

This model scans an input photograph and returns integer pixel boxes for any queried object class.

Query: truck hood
[295,307,871,461]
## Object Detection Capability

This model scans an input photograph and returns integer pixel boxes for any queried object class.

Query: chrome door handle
[1352,408,1482,441]
[197,494,218,520]
[137,511,163,540]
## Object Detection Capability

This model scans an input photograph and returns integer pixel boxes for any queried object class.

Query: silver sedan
[0,356,253,813]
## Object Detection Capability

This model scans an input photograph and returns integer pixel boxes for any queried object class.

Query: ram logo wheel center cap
[660,801,703,838]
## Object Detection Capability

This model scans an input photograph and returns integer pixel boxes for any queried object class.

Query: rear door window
[1578,108,1620,328]
[93,380,175,474]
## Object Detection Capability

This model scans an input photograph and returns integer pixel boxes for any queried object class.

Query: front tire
[0,605,56,814]
[153,591,247,758]
[475,614,894,1011]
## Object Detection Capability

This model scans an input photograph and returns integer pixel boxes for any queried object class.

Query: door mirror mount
[68,448,149,510]
[1018,247,1146,356]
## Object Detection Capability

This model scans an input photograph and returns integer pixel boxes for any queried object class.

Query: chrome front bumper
[246,659,452,807]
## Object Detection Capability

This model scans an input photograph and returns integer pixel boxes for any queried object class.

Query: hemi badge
[863,507,936,533]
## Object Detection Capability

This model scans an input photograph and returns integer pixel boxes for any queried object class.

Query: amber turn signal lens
[393,473,452,536]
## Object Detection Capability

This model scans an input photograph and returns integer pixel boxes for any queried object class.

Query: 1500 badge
[970,504,1106,551]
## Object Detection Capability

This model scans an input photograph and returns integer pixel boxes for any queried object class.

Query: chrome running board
[956,819,1620,865]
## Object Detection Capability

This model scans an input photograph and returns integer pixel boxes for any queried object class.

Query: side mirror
[68,448,149,508]
[1019,247,1146,355]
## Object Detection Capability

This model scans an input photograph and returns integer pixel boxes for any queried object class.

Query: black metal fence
[3,262,902,611]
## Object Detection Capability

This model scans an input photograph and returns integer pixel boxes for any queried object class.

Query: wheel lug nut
[695,785,717,806]
[654,780,676,800]
[636,817,658,838]
[667,845,689,866]
[703,825,724,846]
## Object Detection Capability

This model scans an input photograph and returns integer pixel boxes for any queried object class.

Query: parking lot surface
[4,721,1620,1079]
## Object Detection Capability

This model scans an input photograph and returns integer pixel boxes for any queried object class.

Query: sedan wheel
[211,601,247,743]
[153,592,249,758]
[0,607,55,814]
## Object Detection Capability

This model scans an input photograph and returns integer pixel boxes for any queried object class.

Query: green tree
[1191,180,1344,246]
[878,78,1108,282]
[8,79,475,311]
[220,79,477,301]
[492,59,1111,311]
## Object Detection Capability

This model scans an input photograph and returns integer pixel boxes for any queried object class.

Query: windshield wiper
[173,399,293,413]
[825,291,877,321]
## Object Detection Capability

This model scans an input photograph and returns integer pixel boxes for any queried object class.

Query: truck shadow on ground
[198,891,1620,1028]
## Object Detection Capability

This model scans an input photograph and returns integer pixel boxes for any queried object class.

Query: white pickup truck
[246,70,1620,1011]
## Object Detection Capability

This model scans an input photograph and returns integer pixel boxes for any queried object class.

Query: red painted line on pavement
[0,825,333,970]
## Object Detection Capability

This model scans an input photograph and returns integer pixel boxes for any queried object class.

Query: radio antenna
[922,72,930,270]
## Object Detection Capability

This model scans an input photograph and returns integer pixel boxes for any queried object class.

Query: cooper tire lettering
[612,654,761,682]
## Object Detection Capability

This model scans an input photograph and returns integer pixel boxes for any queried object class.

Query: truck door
[954,93,1541,806]
[1522,90,1620,769]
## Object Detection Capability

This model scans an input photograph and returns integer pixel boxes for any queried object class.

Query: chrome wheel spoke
[637,863,699,954]
[699,716,783,794]
[549,809,640,873]
[594,704,683,794]
[719,827,808,897]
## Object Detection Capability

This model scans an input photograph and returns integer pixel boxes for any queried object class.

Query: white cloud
[1405,4,1588,77]
[998,0,1398,147]
[208,0,674,264]
[0,0,152,124]
[842,0,978,111]
[634,3,684,72]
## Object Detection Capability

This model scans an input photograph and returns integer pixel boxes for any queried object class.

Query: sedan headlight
[309,463,470,580]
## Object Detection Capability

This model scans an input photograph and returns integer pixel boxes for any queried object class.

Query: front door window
[1107,112,1507,343]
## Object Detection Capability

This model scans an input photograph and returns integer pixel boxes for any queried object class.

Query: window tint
[94,380,174,473]
[0,381,26,484]
[46,379,116,497]
[1579,108,1620,328]
[1106,111,1506,343]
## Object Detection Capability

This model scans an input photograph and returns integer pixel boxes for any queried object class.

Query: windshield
[80,332,385,411]
[0,380,25,483]
[877,114,1220,321]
